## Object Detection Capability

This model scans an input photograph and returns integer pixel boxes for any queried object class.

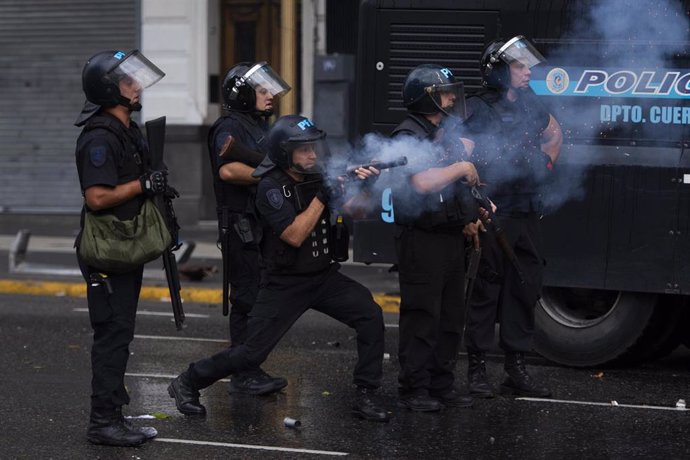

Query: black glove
[315,179,343,205]
[139,170,167,196]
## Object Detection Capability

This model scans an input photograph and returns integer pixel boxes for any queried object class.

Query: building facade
[0,0,357,226]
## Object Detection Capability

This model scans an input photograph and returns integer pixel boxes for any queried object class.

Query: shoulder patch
[266,188,284,209]
[89,145,107,167]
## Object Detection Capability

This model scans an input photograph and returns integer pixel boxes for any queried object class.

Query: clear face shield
[107,50,165,91]
[430,81,467,120]
[284,135,330,175]
[243,62,291,98]
[496,36,545,69]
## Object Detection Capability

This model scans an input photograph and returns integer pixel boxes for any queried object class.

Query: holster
[233,214,254,243]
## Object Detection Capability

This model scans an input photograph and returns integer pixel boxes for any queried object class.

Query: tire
[534,288,658,367]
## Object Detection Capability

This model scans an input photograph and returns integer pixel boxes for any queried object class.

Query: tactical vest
[81,114,149,173]
[207,112,268,214]
[472,91,547,212]
[259,169,332,275]
[392,114,477,230]
[77,114,147,221]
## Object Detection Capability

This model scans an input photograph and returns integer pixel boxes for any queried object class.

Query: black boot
[168,371,207,416]
[87,407,147,447]
[227,368,288,396]
[501,352,552,398]
[115,407,158,440]
[398,392,444,412]
[468,352,494,398]
[352,387,390,422]
[430,387,474,408]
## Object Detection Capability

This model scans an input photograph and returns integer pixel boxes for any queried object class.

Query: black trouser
[78,254,143,411]
[187,264,385,389]
[394,225,466,397]
[465,212,544,354]
[221,212,260,346]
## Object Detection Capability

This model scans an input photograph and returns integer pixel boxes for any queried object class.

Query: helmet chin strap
[289,158,323,176]
[253,108,273,119]
[432,97,451,117]
[289,164,321,176]
[118,95,142,112]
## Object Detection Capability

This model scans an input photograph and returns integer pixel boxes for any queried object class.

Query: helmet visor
[284,134,330,174]
[497,36,545,69]
[107,50,165,89]
[244,62,291,98]
[431,81,467,120]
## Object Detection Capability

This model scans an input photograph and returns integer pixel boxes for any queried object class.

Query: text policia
[536,67,690,125]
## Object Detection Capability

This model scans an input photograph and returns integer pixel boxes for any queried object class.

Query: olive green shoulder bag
[78,198,172,274]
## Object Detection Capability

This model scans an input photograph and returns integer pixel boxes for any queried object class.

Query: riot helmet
[222,61,291,116]
[402,64,466,119]
[480,36,545,89]
[76,50,164,125]
[266,115,328,175]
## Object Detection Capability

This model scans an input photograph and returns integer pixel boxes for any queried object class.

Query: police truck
[352,0,690,367]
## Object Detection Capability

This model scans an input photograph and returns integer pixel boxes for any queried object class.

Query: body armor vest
[260,169,332,275]
[78,115,147,221]
[207,112,268,214]
[392,114,477,230]
[472,91,547,212]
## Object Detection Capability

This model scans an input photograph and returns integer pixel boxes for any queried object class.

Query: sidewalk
[0,230,226,304]
[0,233,221,259]
[0,230,402,313]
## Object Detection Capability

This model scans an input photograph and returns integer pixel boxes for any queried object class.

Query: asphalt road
[3,291,690,459]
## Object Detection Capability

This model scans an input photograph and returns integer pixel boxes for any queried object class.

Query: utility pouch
[330,215,350,262]
[233,215,255,243]
[78,199,172,274]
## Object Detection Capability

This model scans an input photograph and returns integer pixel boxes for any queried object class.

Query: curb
[0,279,401,313]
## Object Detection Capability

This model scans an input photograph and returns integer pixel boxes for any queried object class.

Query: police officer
[74,49,166,446]
[392,64,482,412]
[463,36,563,398]
[168,115,389,422]
[208,62,289,395]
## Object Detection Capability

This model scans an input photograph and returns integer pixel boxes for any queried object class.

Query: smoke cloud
[326,0,690,220]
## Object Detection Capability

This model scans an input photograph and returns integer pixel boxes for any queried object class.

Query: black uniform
[463,89,552,354]
[182,168,385,390]
[75,113,149,412]
[208,111,268,344]
[392,114,477,398]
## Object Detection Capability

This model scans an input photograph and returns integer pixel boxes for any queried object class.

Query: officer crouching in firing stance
[169,115,390,422]
[74,50,166,446]
[208,61,289,394]
[463,36,562,399]
[392,64,483,412]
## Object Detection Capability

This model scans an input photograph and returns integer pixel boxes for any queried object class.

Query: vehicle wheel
[534,288,657,367]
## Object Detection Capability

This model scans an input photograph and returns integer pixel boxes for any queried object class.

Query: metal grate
[386,23,486,110]
[0,0,137,213]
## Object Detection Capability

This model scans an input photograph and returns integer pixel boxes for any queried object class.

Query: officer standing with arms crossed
[169,115,389,422]
[392,64,483,412]
[463,36,562,399]
[208,62,289,395]
[74,49,167,446]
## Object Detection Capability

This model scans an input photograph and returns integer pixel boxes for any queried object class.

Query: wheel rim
[539,287,621,329]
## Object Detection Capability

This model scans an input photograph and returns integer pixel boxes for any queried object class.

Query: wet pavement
[3,292,690,459]
[1,224,690,458]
